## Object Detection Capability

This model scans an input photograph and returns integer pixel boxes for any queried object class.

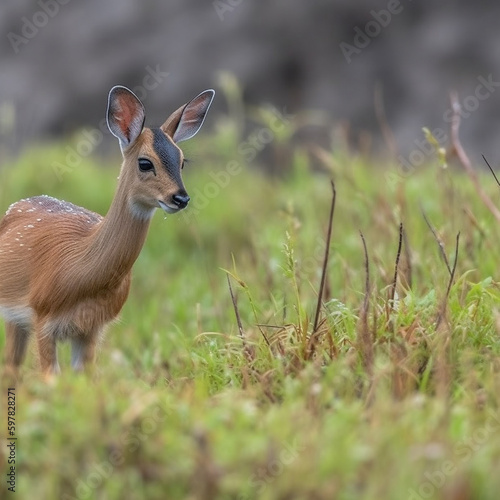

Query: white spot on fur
[0,305,32,327]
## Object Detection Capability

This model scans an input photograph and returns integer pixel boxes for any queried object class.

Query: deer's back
[0,195,102,307]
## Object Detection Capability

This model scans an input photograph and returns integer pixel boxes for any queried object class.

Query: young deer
[0,85,214,377]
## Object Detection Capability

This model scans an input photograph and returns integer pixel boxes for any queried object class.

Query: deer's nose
[172,193,190,209]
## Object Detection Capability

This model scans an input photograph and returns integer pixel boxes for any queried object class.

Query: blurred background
[0,0,499,164]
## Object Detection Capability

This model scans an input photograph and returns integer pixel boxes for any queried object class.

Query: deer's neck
[77,177,153,291]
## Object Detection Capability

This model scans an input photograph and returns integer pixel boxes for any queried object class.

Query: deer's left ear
[161,89,215,143]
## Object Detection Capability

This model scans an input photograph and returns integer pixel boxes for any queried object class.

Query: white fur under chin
[129,201,157,220]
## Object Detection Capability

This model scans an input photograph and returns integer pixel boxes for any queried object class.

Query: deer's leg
[35,319,60,377]
[71,331,99,372]
[4,321,31,374]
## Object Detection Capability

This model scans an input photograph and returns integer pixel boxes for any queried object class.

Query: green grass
[1,120,500,500]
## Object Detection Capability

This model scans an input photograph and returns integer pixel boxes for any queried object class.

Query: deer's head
[107,85,214,218]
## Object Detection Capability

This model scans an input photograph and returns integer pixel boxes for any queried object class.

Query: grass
[1,109,500,500]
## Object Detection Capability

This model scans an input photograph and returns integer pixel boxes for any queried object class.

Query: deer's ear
[107,86,145,150]
[161,89,215,143]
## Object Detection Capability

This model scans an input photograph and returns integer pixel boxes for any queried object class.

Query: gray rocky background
[1,0,499,164]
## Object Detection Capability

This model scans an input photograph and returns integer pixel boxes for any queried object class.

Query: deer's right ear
[107,86,145,150]
[161,89,215,143]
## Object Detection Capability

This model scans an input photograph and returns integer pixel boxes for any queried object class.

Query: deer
[0,85,215,378]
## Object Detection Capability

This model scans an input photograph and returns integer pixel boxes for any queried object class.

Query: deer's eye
[138,158,156,174]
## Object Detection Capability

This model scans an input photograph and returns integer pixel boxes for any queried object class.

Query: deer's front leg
[35,318,60,377]
[71,331,99,372]
[4,321,31,378]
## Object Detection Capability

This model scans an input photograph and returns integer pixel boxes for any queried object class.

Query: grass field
[1,104,500,500]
